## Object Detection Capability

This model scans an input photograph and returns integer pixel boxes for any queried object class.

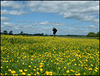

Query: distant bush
[86,31,99,37]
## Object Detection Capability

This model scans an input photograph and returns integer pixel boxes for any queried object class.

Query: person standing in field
[52,27,57,37]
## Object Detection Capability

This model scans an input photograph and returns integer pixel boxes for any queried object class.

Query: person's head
[53,27,55,29]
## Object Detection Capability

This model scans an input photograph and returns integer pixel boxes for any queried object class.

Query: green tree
[20,31,23,35]
[86,32,96,37]
[3,30,8,34]
[9,30,13,35]
[41,33,44,36]
[97,31,100,37]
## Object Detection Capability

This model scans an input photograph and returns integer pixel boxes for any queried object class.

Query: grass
[57,36,98,39]
[1,35,99,75]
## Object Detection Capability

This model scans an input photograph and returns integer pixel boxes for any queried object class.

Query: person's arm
[52,29,54,31]
[55,29,57,32]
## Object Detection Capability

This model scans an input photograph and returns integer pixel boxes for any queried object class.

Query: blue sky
[1,1,99,35]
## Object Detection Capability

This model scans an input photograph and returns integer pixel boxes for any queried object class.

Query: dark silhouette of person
[52,27,57,37]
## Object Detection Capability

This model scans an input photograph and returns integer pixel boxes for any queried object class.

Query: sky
[1,1,99,35]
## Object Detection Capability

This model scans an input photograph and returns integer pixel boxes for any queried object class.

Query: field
[1,35,99,75]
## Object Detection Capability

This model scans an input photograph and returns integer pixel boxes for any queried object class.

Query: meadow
[1,35,99,75]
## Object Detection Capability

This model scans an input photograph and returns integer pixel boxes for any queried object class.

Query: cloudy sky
[1,1,99,35]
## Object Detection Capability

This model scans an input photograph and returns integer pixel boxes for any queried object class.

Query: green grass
[1,35,99,75]
[57,36,98,39]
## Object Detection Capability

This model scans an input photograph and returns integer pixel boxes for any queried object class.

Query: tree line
[0,30,100,37]
[0,30,45,36]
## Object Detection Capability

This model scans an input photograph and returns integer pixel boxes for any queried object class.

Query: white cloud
[1,1,99,25]
[69,24,99,30]
[26,1,42,12]
[15,20,67,27]
[40,21,49,25]
[1,9,9,15]
[2,22,14,26]
[9,10,26,15]
[1,17,10,21]
[93,19,99,25]
[16,21,40,23]
[87,25,99,31]
[1,1,24,9]
[1,9,26,15]
[40,21,67,26]
[27,1,99,25]
[89,25,97,28]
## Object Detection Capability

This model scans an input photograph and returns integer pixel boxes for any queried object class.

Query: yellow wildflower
[22,72,26,75]
[37,72,39,74]
[11,70,16,74]
[6,66,8,68]
[91,64,93,67]
[88,68,92,71]
[66,70,69,73]
[22,63,24,65]
[39,65,43,68]
[56,63,59,65]
[75,73,80,75]
[33,69,36,71]
[31,58,33,60]
[45,71,52,75]
[34,74,36,75]
[28,65,31,67]
[19,69,23,72]
[84,67,87,69]
[1,66,3,68]
[5,73,7,75]
[34,66,36,68]
[74,63,77,65]
[37,68,39,70]
[8,69,11,71]
[70,69,75,72]
[40,63,43,65]
[0,73,3,75]
[64,67,66,69]
[14,74,18,76]
[84,72,86,74]
[58,67,60,69]
[24,69,27,72]
[67,63,70,65]
[94,69,97,72]
[40,68,43,72]
[27,74,31,76]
